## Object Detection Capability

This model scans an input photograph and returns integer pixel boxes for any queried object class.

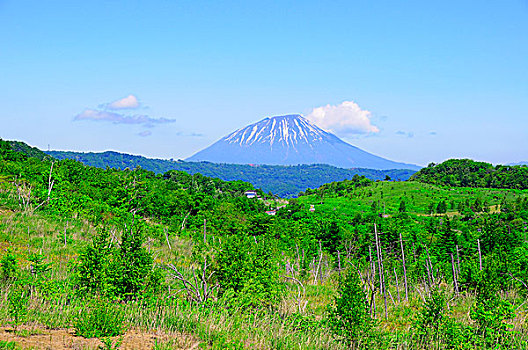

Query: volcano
[187,114,419,170]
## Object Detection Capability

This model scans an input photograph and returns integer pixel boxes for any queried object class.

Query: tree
[399,200,406,213]
[328,270,375,348]
[215,234,278,308]
[437,200,447,214]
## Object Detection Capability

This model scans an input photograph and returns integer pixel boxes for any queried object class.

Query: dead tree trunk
[203,219,207,244]
[369,246,377,318]
[47,161,55,204]
[450,253,459,294]
[394,266,401,303]
[477,239,483,271]
[375,224,388,320]
[456,244,461,276]
[399,232,409,302]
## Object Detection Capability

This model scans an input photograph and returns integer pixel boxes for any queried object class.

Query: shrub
[327,270,375,348]
[471,268,515,348]
[74,219,160,300]
[413,288,476,349]
[74,297,126,338]
[413,289,446,344]
[1,250,18,280]
[7,284,29,331]
[215,234,278,309]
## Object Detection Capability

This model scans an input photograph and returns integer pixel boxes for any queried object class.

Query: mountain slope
[187,114,420,170]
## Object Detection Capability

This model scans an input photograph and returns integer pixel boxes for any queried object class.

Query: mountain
[186,114,420,170]
[508,161,528,166]
[45,150,416,197]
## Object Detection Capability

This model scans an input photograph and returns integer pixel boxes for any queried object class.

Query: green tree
[328,270,375,348]
[399,200,407,213]
[215,234,278,308]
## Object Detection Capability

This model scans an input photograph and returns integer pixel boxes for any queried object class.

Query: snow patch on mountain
[187,114,420,170]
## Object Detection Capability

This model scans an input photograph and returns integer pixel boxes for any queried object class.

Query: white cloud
[74,109,175,126]
[106,94,140,110]
[305,101,379,135]
[138,130,152,137]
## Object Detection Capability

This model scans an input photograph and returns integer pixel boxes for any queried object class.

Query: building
[244,191,257,199]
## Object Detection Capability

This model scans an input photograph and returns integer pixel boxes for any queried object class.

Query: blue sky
[1,0,527,166]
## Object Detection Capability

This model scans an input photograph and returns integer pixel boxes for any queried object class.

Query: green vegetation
[46,149,416,197]
[1,138,528,349]
[412,158,528,189]
[7,141,51,161]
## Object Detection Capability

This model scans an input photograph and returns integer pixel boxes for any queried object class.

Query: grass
[1,182,528,349]
[0,341,21,350]
[298,181,528,216]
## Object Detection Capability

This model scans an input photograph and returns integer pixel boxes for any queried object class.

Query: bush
[471,268,515,348]
[327,270,376,348]
[74,219,160,300]
[413,289,476,349]
[413,289,446,344]
[7,284,29,331]
[215,234,278,309]
[1,250,18,280]
[74,297,126,338]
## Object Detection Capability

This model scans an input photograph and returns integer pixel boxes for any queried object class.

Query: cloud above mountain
[74,109,175,127]
[305,101,379,136]
[74,95,175,130]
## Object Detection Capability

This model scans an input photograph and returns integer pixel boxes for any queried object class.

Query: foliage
[1,139,528,348]
[74,222,159,300]
[215,234,279,308]
[1,250,18,280]
[7,140,52,161]
[74,297,126,338]
[327,270,376,348]
[46,149,415,197]
[7,284,29,331]
[0,341,21,350]
[471,267,516,348]
[411,159,528,190]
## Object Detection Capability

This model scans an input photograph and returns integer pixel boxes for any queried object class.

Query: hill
[5,140,52,160]
[46,149,416,197]
[187,114,420,170]
[411,158,528,189]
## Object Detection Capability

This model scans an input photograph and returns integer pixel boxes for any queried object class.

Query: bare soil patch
[0,326,201,350]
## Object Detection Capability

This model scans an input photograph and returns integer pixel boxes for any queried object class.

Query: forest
[45,149,416,197]
[411,159,528,190]
[0,138,528,349]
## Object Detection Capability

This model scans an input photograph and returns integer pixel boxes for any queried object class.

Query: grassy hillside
[1,140,528,349]
[297,180,523,216]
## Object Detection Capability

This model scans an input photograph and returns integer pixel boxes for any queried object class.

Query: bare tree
[166,257,218,305]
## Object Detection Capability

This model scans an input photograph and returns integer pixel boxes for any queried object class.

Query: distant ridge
[187,114,420,170]
[508,161,528,166]
[46,149,417,197]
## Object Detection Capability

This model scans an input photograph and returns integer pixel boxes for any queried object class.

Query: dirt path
[0,326,201,349]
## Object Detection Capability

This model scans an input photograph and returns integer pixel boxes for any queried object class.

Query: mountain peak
[224,114,329,148]
[187,114,420,170]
